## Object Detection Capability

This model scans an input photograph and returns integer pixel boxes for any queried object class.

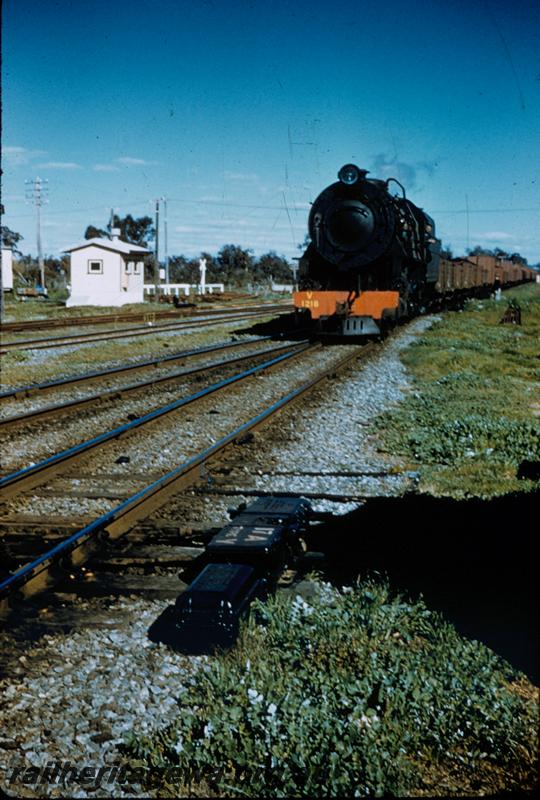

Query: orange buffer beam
[294,291,399,320]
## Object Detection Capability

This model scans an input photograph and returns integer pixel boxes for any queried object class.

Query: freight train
[148,496,312,652]
[294,164,536,336]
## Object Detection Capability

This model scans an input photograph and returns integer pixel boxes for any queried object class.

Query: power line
[10,198,153,219]
[281,191,297,250]
[465,193,470,251]
[10,195,540,219]
[432,207,539,214]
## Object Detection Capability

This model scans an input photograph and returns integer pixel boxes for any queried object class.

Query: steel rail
[2,304,288,347]
[0,336,274,402]
[0,307,291,353]
[0,344,369,610]
[2,318,219,349]
[1,309,188,333]
[0,300,282,333]
[0,340,309,431]
[0,344,314,500]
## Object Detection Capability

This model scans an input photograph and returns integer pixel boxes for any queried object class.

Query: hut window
[88,260,103,274]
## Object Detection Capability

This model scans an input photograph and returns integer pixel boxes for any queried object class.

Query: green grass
[1,296,156,322]
[374,283,540,498]
[1,290,274,324]
[125,579,538,797]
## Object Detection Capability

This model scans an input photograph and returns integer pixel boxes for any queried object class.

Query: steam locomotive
[294,164,535,336]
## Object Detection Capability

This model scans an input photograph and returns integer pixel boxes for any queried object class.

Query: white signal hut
[1,247,14,292]
[64,229,149,307]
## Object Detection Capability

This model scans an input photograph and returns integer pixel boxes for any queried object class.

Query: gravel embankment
[0,600,204,798]
[0,317,436,798]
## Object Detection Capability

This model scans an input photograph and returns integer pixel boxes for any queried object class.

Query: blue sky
[2,0,540,264]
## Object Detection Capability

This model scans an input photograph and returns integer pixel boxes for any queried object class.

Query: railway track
[0,296,260,333]
[1,343,313,498]
[0,343,374,612]
[0,337,287,429]
[0,335,272,401]
[0,304,292,353]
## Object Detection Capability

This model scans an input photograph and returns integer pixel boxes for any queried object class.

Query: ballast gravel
[237,318,437,506]
[0,316,438,798]
[3,342,360,519]
[0,337,273,422]
[0,598,207,798]
[0,340,289,471]
[146,315,438,525]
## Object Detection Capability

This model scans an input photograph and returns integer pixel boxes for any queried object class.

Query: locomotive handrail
[385,177,406,198]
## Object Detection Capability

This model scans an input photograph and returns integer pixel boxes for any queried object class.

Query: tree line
[2,214,295,291]
[3,213,538,295]
[83,214,294,286]
[441,243,530,265]
[164,246,293,287]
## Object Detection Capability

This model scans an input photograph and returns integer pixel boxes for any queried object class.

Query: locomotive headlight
[338,164,360,185]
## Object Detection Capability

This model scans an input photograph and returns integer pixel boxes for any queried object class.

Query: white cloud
[37,161,82,169]
[198,194,227,202]
[2,146,47,166]
[174,225,204,234]
[43,220,70,228]
[174,217,294,235]
[93,164,120,172]
[280,200,311,211]
[477,231,515,240]
[223,171,259,181]
[2,193,26,203]
[116,156,159,166]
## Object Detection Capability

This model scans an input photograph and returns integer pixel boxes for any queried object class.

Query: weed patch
[126,580,538,796]
[374,284,540,497]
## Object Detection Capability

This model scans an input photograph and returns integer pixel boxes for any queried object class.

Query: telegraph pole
[25,177,49,288]
[154,198,160,298]
[162,196,169,284]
